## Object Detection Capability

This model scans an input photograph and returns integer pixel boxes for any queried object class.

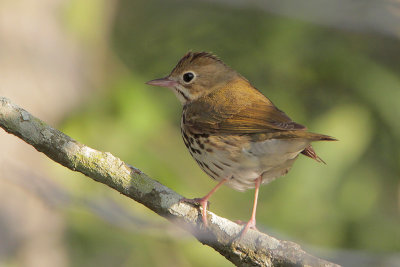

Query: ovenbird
[146,52,336,237]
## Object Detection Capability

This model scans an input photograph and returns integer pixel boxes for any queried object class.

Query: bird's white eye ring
[182,72,195,83]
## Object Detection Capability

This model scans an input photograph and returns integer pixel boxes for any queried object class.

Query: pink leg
[181,178,227,227]
[240,176,262,238]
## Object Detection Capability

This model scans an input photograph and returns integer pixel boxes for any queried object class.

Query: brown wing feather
[184,78,306,134]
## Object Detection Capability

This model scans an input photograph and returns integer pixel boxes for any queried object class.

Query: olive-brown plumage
[147,52,336,237]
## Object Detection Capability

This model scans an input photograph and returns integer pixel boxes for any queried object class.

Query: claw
[180,197,210,226]
[178,179,228,227]
[180,197,210,208]
[239,218,259,239]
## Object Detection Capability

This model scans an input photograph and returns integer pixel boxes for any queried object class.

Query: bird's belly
[183,131,310,191]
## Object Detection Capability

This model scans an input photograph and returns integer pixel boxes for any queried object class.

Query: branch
[0,97,339,267]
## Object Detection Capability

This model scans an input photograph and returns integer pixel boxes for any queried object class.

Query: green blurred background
[1,0,400,266]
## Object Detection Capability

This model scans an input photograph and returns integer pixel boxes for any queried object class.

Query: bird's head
[146,52,240,104]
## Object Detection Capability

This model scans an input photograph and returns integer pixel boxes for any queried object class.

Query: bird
[146,51,336,237]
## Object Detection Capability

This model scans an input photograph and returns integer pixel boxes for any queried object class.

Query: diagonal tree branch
[0,97,339,267]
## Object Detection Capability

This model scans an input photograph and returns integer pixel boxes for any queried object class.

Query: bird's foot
[237,218,258,239]
[180,197,210,207]
[180,197,210,226]
[179,179,228,227]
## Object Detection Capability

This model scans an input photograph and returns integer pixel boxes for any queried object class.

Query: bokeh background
[1,0,400,266]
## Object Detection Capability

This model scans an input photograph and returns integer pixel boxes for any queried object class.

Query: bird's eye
[182,72,195,83]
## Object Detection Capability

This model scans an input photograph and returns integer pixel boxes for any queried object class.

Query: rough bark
[0,97,339,267]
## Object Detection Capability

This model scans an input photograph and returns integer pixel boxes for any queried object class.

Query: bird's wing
[184,80,306,134]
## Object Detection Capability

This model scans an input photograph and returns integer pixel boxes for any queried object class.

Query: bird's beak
[146,77,178,88]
